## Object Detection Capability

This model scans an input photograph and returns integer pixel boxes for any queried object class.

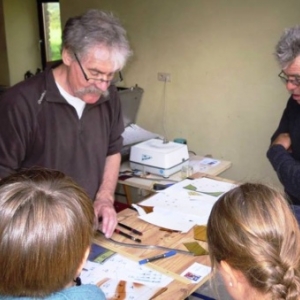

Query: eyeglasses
[74,52,123,84]
[278,71,300,87]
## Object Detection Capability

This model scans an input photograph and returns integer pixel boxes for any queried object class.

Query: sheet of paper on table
[81,246,173,300]
[81,253,173,287]
[138,177,237,232]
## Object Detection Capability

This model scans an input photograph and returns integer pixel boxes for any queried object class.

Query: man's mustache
[75,86,109,98]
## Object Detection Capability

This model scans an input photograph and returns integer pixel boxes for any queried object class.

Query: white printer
[129,138,189,177]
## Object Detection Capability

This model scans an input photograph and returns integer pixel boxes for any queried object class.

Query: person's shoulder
[282,97,300,116]
[75,284,105,298]
[48,284,105,300]
[0,70,50,106]
[0,285,105,300]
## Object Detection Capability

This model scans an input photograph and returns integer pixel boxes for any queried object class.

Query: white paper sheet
[139,206,208,233]
[81,253,173,287]
[139,177,236,230]
[122,124,161,146]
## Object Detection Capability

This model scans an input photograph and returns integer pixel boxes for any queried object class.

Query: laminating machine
[129,138,189,178]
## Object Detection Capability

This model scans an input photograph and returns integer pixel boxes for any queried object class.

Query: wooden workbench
[94,208,211,299]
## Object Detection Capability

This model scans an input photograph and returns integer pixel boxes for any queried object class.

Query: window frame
[36,0,62,69]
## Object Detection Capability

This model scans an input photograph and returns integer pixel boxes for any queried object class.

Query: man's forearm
[267,144,300,198]
[94,152,121,238]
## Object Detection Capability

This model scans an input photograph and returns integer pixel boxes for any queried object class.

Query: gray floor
[188,273,233,300]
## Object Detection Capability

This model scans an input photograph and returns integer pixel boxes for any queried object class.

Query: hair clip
[73,277,82,286]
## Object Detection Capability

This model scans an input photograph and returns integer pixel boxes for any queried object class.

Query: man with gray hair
[267,25,300,206]
[0,10,132,237]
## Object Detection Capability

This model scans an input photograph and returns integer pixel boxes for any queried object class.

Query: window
[37,0,62,69]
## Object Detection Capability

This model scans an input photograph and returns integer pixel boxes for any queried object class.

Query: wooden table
[118,155,232,205]
[94,208,211,300]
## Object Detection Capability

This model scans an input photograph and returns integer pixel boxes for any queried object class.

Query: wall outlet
[157,72,171,82]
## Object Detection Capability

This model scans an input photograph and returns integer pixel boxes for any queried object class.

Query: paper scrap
[184,184,224,197]
[199,158,220,166]
[183,242,208,256]
[137,204,153,214]
[194,225,207,242]
[88,243,115,263]
[180,262,211,283]
[188,158,220,173]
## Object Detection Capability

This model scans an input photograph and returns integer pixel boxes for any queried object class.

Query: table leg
[123,184,133,206]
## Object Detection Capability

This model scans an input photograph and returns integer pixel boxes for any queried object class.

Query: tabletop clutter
[83,176,236,299]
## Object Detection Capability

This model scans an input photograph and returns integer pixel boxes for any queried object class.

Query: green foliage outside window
[45,3,62,61]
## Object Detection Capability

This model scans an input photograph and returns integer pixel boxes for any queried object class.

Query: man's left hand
[94,195,117,238]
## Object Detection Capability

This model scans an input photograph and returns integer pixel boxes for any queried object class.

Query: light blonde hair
[207,183,300,300]
[0,169,94,297]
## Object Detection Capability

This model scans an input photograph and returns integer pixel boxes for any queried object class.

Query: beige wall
[60,0,300,186]
[3,0,41,85]
[0,0,9,85]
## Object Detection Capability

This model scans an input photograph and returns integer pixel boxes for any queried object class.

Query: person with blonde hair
[207,183,300,300]
[0,169,105,299]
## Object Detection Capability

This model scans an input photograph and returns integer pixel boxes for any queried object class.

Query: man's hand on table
[271,133,292,152]
[94,194,117,238]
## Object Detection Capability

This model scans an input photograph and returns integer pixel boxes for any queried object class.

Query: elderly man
[0,10,132,237]
[267,25,300,207]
